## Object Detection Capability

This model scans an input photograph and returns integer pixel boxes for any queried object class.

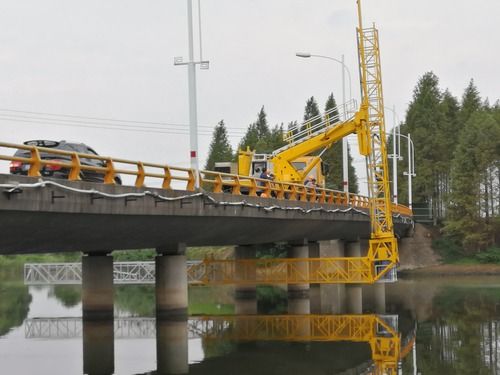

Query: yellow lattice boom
[188,257,379,285]
[355,0,399,281]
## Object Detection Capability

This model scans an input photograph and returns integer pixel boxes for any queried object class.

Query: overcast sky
[0,0,498,190]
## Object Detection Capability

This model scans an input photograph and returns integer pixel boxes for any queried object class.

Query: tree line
[392,72,500,253]
[205,72,500,253]
[204,93,359,193]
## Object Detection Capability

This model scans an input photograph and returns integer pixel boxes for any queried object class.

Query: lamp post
[384,105,402,204]
[296,52,352,195]
[399,133,416,210]
[174,0,210,189]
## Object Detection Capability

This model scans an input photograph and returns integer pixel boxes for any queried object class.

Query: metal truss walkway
[24,258,397,286]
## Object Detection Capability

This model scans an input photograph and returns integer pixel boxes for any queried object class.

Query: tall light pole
[296,52,352,195]
[175,0,209,189]
[384,105,401,204]
[399,133,416,209]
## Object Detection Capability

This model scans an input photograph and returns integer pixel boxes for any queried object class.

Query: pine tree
[204,120,233,171]
[239,106,271,153]
[459,79,482,126]
[403,72,447,220]
[321,93,358,192]
[446,112,500,252]
[301,96,321,132]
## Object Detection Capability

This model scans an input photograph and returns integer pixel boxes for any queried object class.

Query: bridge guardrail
[0,141,412,217]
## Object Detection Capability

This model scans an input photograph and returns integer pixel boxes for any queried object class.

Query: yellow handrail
[0,141,412,217]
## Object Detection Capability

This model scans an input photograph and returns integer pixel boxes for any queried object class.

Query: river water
[1,272,500,374]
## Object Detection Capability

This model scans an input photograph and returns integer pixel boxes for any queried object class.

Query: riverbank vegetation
[390,73,499,259]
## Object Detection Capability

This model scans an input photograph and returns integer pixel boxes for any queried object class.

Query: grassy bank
[433,237,500,265]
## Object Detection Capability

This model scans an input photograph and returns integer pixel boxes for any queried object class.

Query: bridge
[1,139,413,321]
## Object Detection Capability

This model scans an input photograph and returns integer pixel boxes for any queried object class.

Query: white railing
[24,261,202,285]
[276,99,358,155]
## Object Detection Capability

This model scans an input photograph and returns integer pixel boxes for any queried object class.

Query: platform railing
[0,141,412,217]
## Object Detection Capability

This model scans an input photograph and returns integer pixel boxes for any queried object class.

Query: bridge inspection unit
[0,1,416,374]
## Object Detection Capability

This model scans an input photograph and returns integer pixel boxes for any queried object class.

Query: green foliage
[115,285,155,316]
[112,249,156,261]
[51,286,81,308]
[301,96,321,132]
[445,111,500,252]
[0,284,31,336]
[0,253,80,279]
[321,93,358,192]
[204,120,234,171]
[257,286,287,314]
[432,237,465,262]
[239,106,273,153]
[474,247,500,263]
[403,72,448,210]
[416,286,500,375]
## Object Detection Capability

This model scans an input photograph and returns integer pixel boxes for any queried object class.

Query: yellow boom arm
[270,106,370,184]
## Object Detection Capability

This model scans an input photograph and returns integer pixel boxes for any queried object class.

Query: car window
[57,143,76,152]
[85,147,99,155]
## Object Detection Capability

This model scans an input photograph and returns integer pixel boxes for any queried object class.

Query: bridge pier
[373,283,386,314]
[82,253,114,320]
[156,244,188,319]
[308,242,321,313]
[234,244,257,314]
[345,241,363,314]
[157,319,189,375]
[287,239,310,300]
[316,240,347,314]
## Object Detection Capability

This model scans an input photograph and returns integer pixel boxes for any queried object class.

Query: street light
[295,53,353,102]
[384,105,402,204]
[296,52,352,195]
[399,133,416,210]
[174,0,210,189]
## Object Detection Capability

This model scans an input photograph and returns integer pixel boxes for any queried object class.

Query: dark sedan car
[9,140,121,184]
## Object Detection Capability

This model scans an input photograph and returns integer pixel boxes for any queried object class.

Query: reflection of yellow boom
[192,314,400,374]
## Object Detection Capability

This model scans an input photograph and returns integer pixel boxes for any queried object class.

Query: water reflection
[83,320,114,375]
[24,313,404,374]
[0,282,31,335]
[4,277,500,374]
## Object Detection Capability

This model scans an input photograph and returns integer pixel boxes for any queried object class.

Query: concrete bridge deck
[0,174,412,255]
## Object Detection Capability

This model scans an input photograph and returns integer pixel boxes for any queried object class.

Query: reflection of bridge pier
[82,320,114,375]
[157,319,189,375]
[155,244,190,374]
[81,252,115,374]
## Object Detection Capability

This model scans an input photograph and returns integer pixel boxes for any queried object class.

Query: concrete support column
[318,240,346,314]
[373,282,386,314]
[157,319,189,375]
[287,241,311,338]
[308,242,321,313]
[287,239,310,301]
[345,241,363,314]
[82,253,114,321]
[156,244,188,319]
[83,320,114,375]
[234,244,257,314]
